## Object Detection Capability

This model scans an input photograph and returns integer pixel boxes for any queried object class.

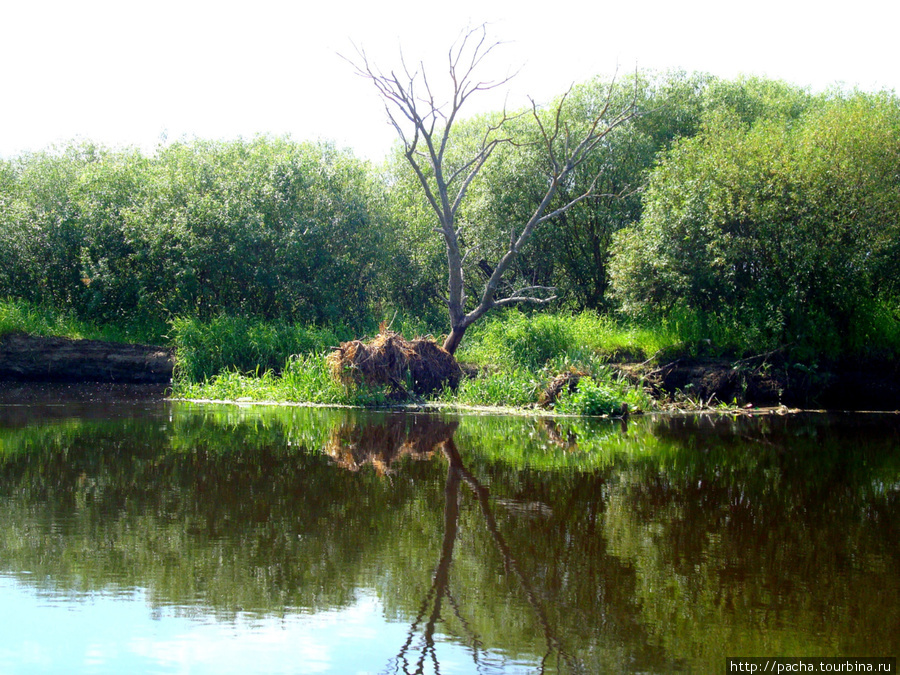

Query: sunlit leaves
[609,88,900,356]
[0,137,384,329]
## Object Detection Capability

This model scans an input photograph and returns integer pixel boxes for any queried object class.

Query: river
[1,385,898,673]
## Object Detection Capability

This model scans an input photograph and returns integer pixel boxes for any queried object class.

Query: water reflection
[0,401,899,673]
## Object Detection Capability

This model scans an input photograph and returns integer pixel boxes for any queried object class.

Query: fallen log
[0,332,174,384]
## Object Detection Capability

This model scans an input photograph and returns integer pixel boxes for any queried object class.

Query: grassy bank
[168,310,669,414]
[6,299,899,413]
[0,297,168,344]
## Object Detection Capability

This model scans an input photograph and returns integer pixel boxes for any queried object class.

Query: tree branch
[345,27,639,354]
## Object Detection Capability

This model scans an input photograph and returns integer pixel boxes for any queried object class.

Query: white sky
[2,0,898,162]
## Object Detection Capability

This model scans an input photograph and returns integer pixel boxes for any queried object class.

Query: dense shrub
[609,91,900,357]
[0,138,384,329]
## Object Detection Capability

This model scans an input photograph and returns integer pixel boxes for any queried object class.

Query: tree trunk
[442,324,467,356]
[0,332,174,384]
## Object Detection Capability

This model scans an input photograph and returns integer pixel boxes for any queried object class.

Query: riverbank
[3,322,900,413]
[613,353,900,412]
[0,331,174,384]
[172,354,900,415]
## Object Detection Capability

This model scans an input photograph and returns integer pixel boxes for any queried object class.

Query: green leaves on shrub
[555,377,628,417]
[609,89,900,357]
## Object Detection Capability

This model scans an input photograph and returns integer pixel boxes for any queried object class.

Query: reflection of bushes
[602,415,900,668]
[2,407,899,669]
[0,408,442,614]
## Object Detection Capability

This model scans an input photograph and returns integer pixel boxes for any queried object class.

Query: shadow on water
[1,397,899,673]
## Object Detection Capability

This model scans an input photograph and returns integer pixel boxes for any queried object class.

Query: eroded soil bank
[616,354,900,411]
[0,332,174,384]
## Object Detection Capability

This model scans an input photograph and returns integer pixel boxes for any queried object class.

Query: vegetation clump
[554,377,631,417]
[327,330,462,399]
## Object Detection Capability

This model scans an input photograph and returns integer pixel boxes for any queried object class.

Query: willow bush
[609,90,900,357]
[0,137,385,330]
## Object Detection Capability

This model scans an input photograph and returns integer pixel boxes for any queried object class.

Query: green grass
[0,298,101,340]
[169,315,355,383]
[167,310,662,414]
[554,375,651,416]
[171,353,393,407]
[455,309,675,370]
[0,301,684,414]
[437,367,543,408]
[0,297,169,344]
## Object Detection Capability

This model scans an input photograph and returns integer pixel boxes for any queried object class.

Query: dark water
[1,388,898,674]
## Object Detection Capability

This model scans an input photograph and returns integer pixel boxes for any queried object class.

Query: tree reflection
[2,405,899,673]
[321,416,577,673]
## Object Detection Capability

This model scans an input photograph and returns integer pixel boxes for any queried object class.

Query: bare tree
[347,25,637,354]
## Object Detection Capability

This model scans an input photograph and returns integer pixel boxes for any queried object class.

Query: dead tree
[348,25,638,354]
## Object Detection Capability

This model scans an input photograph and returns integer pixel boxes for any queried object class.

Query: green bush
[458,311,579,369]
[609,91,900,357]
[555,377,626,416]
[0,138,386,329]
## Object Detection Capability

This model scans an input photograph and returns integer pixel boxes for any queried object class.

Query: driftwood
[0,332,174,384]
[538,370,586,408]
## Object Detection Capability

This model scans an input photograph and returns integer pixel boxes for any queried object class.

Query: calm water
[1,386,898,674]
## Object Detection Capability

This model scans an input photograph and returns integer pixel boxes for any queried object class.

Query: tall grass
[170,315,354,383]
[0,297,166,344]
[0,298,95,339]
[437,367,542,408]
[171,353,394,406]
[167,310,663,413]
[1,300,770,413]
[455,309,674,370]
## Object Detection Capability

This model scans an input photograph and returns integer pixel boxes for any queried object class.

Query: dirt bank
[615,354,900,411]
[0,332,174,384]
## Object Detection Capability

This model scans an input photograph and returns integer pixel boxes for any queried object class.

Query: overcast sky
[2,0,898,161]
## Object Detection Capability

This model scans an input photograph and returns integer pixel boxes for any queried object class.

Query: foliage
[0,297,98,340]
[0,297,165,344]
[437,366,542,408]
[609,89,900,357]
[0,137,384,328]
[168,310,661,410]
[455,309,672,369]
[554,373,652,416]
[553,376,624,416]
[171,353,395,406]
[3,73,900,371]
[170,314,351,383]
[457,70,710,312]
